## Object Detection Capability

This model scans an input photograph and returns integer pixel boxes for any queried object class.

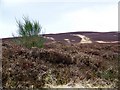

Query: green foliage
[98,68,117,81]
[16,17,45,48]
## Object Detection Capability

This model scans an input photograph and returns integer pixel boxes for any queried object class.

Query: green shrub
[15,17,45,48]
[98,68,117,81]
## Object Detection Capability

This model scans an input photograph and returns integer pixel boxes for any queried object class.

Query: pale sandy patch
[44,81,113,88]
[45,82,85,88]
[71,34,92,43]
[64,39,71,43]
[44,36,55,41]
[96,41,119,43]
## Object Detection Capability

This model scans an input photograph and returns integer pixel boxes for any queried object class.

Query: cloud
[62,4,117,32]
[44,4,117,33]
[0,1,118,38]
[0,22,18,38]
[2,0,119,3]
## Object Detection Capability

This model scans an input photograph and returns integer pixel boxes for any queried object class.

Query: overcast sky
[0,0,119,38]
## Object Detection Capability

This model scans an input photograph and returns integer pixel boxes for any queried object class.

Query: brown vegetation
[2,39,119,89]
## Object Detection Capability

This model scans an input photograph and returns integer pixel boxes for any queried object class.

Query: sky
[0,0,119,38]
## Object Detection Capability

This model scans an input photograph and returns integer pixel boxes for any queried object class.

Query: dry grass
[2,39,119,89]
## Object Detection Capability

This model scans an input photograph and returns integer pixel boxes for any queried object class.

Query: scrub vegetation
[15,17,45,48]
[2,17,119,89]
[2,41,119,89]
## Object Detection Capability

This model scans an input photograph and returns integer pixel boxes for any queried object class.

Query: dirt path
[44,81,113,88]
[45,82,86,88]
[72,34,92,43]
[96,41,119,43]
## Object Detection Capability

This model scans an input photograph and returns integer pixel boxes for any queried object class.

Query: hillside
[1,31,119,89]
